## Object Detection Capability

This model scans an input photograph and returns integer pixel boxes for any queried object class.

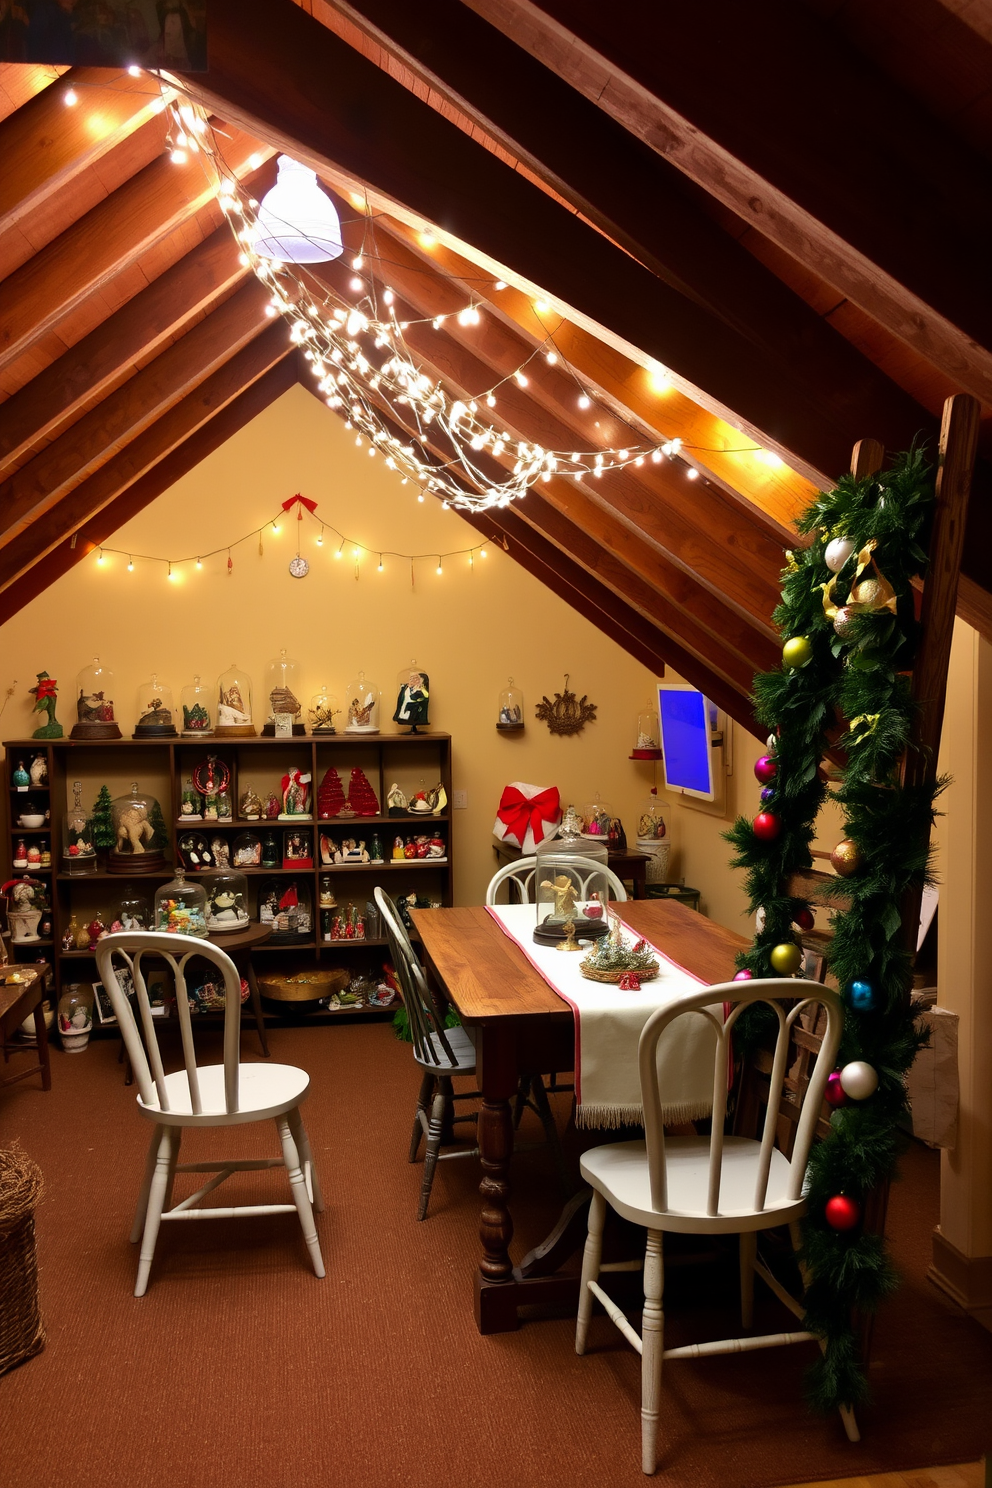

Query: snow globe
[636,788,671,884]
[232,831,262,868]
[117,886,151,931]
[203,871,250,932]
[630,704,663,760]
[497,677,525,731]
[215,663,256,737]
[181,675,213,735]
[154,867,208,937]
[344,670,380,733]
[393,659,430,733]
[70,657,121,739]
[263,649,305,735]
[533,834,611,946]
[308,684,340,735]
[133,675,177,738]
[63,779,97,875]
[257,877,312,942]
[58,984,94,1052]
[108,782,167,875]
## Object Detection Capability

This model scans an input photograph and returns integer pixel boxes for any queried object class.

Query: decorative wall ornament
[535,676,597,736]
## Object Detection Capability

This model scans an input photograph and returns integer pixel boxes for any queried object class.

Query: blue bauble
[848,979,876,1011]
[760,786,774,804]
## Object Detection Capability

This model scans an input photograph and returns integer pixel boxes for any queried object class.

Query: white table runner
[486,903,719,1129]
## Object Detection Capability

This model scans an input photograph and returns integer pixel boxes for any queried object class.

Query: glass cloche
[181,674,213,736]
[154,866,208,937]
[636,788,671,883]
[215,663,255,737]
[63,779,96,875]
[257,876,312,942]
[117,885,152,931]
[307,684,340,735]
[497,677,525,731]
[345,670,380,734]
[582,792,612,840]
[108,782,167,875]
[533,835,611,946]
[133,674,177,738]
[263,649,304,735]
[630,703,663,760]
[203,871,250,932]
[232,831,262,868]
[70,656,121,739]
[392,658,430,733]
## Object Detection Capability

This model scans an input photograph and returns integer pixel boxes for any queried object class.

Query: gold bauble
[830,838,863,877]
[850,577,887,611]
[833,606,857,639]
[769,941,804,975]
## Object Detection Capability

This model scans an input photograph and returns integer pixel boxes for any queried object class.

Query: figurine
[347,688,377,731]
[240,786,262,820]
[39,841,51,868]
[264,792,281,819]
[392,835,406,861]
[216,785,233,821]
[30,672,63,739]
[404,839,418,860]
[319,877,336,908]
[541,874,580,921]
[76,684,113,726]
[217,678,252,729]
[207,886,249,929]
[29,757,47,786]
[386,783,408,815]
[26,844,40,867]
[258,887,279,924]
[319,834,338,866]
[369,833,384,864]
[334,838,369,864]
[116,798,154,854]
[12,761,29,790]
[109,918,123,934]
[234,835,262,868]
[136,696,173,732]
[210,836,230,868]
[393,668,430,732]
[13,840,27,869]
[75,919,90,950]
[180,779,202,819]
[62,919,78,952]
[87,914,107,950]
[261,832,279,868]
[427,835,446,859]
[279,769,312,819]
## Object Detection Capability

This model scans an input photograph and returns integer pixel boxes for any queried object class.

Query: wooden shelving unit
[2,733,453,1017]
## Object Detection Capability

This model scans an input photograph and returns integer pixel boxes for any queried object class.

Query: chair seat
[412,1025,477,1075]
[580,1136,806,1234]
[137,1062,311,1127]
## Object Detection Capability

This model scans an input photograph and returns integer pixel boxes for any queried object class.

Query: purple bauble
[754,754,777,785]
[733,969,754,981]
[760,787,774,805]
[825,1071,848,1108]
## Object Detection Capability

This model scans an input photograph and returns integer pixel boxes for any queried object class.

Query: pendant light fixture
[253,155,343,263]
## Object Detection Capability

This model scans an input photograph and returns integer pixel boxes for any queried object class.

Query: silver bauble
[839,1060,879,1101]
[824,536,855,573]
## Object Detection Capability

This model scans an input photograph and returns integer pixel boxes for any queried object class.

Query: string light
[96,549,105,565]
[436,558,443,575]
[127,557,133,572]
[317,527,324,545]
[196,557,202,569]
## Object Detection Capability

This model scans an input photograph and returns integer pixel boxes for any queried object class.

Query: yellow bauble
[769,941,804,975]
[782,636,813,670]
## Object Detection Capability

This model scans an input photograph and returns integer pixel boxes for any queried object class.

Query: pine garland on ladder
[724,447,942,1411]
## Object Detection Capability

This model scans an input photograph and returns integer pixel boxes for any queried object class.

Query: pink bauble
[824,1071,847,1108]
[752,811,781,841]
[733,969,754,981]
[585,903,604,920]
[754,754,777,785]
[824,1194,860,1232]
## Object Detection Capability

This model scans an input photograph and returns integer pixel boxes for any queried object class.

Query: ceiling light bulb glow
[63,87,78,106]
[577,394,591,409]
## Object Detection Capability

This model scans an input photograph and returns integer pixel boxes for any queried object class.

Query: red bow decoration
[282,493,318,514]
[496,785,560,847]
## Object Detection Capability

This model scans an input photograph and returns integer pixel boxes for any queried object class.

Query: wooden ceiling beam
[0,126,268,374]
[0,355,298,626]
[0,67,161,230]
[464,0,992,407]
[0,281,274,545]
[0,224,248,477]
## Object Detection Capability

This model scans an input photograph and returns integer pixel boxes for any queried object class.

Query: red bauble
[824,1071,847,1108]
[824,1194,860,1231]
[752,811,781,841]
[795,908,815,931]
[754,754,777,785]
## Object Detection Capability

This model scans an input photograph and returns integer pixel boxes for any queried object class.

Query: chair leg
[410,1070,435,1163]
[739,1229,757,1329]
[528,1072,571,1197]
[135,1126,180,1298]
[131,1124,164,1244]
[641,1229,665,1476]
[418,1079,449,1221]
[276,1115,325,1279]
[575,1187,607,1354]
[288,1106,323,1213]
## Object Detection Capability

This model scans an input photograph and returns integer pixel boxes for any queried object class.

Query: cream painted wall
[0,384,754,915]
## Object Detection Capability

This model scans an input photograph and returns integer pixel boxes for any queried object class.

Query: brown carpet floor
[1,1022,990,1488]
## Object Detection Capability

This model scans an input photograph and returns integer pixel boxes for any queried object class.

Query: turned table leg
[477,1025,516,1283]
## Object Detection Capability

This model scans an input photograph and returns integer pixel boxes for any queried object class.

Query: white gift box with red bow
[493,782,561,855]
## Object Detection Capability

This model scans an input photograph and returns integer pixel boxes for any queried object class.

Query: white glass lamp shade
[253,156,343,264]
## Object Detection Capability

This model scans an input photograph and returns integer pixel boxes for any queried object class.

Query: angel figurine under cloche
[133,675,177,738]
[345,670,380,734]
[108,782,167,875]
[308,685,340,735]
[497,677,525,732]
[215,663,255,737]
[181,675,213,736]
[70,657,121,739]
[533,834,611,946]
[263,649,304,736]
[393,659,430,733]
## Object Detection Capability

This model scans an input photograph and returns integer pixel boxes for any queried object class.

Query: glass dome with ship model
[70,657,121,739]
[108,782,168,875]
[181,675,213,736]
[133,675,177,738]
[203,871,250,932]
[263,649,305,735]
[63,779,96,875]
[344,670,380,734]
[215,663,255,737]
[307,684,340,735]
[532,833,611,946]
[154,867,208,937]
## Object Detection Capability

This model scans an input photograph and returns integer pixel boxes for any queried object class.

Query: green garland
[724,448,941,1411]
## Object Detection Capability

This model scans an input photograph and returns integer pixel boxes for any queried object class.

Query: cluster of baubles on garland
[724,447,941,1412]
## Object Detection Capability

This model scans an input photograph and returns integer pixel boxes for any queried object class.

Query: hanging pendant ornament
[289,554,309,578]
[289,497,308,577]
[839,1060,879,1101]
[754,754,777,785]
[830,838,863,876]
[825,1194,861,1231]
[752,811,781,841]
[824,536,855,573]
[825,1071,848,1108]
[769,941,803,974]
[848,978,877,1011]
[782,636,813,670]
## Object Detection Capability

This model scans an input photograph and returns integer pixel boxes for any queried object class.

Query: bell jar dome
[63,779,96,875]
[344,670,380,734]
[497,677,525,732]
[307,684,340,735]
[108,782,167,875]
[70,657,121,740]
[533,835,611,947]
[181,674,213,736]
[215,663,255,737]
[630,703,663,760]
[203,871,250,932]
[392,659,430,733]
[154,867,208,937]
[263,649,305,736]
[133,674,177,738]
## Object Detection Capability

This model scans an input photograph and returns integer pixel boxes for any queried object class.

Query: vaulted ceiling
[2,0,990,735]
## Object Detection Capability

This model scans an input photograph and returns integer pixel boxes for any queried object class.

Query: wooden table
[412,899,747,1332]
[0,966,51,1091]
[205,922,272,1056]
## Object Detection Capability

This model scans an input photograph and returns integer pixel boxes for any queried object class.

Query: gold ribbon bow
[821,539,897,621]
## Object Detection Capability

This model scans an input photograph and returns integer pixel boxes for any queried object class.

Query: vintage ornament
[782,635,813,670]
[752,811,782,841]
[832,605,857,639]
[825,1071,848,1108]
[824,536,855,573]
[769,941,803,975]
[848,978,877,1011]
[824,1194,861,1232]
[830,838,863,877]
[850,576,889,611]
[534,674,597,737]
[794,907,815,931]
[839,1060,879,1101]
[754,754,777,785]
[760,787,774,805]
[733,968,754,981]
[766,734,777,751]
[289,555,309,578]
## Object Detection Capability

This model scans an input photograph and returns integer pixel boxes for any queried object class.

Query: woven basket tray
[579,959,660,984]
[0,1147,45,1376]
[257,968,349,1002]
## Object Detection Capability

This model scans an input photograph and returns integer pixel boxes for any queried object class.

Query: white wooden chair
[574,977,859,1474]
[485,853,628,908]
[95,931,324,1296]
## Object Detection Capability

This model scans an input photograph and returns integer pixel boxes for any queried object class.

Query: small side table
[207,922,272,1057]
[645,882,702,912]
[0,966,52,1091]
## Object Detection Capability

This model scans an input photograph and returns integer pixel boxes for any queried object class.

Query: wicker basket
[579,960,660,984]
[0,1146,45,1376]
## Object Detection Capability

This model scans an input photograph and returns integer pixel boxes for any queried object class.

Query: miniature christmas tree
[579,912,660,986]
[317,767,345,819]
[147,798,169,852]
[347,767,380,816]
[91,785,115,855]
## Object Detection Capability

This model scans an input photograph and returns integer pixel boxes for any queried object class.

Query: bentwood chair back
[575,978,857,1473]
[95,931,324,1295]
[486,853,628,907]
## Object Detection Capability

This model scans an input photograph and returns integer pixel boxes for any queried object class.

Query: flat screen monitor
[658,684,716,800]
